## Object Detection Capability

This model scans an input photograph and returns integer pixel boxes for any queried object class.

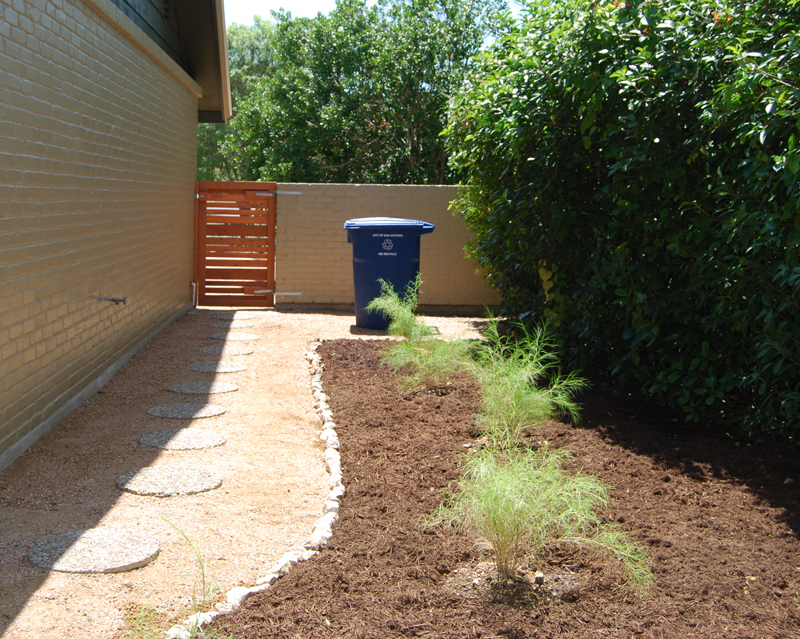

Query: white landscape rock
[321,511,338,527]
[328,473,343,488]
[277,550,303,569]
[255,572,280,586]
[325,450,341,476]
[323,500,340,514]
[215,602,236,614]
[305,531,331,551]
[182,611,218,631]
[247,584,270,595]
[268,549,305,576]
[165,625,191,639]
[226,585,252,609]
[327,460,341,477]
[320,427,337,442]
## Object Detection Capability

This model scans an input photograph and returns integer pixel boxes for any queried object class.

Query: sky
[224,0,352,24]
[223,0,521,25]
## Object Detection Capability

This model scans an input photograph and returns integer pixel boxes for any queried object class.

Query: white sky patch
[224,0,348,24]
[223,0,522,26]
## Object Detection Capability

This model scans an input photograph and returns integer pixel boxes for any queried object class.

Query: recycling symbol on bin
[382,239,394,251]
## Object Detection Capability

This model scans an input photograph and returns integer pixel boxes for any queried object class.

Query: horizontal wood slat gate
[195,181,277,307]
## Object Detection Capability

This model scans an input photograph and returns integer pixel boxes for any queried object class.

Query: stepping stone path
[138,429,227,450]
[168,381,239,394]
[29,309,255,580]
[147,403,226,419]
[28,528,160,573]
[210,332,259,341]
[186,361,248,374]
[117,467,223,496]
[200,344,254,356]
[210,321,255,328]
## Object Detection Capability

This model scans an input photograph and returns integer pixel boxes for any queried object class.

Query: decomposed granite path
[0,308,486,639]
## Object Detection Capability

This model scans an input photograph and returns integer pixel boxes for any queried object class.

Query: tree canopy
[197,0,506,184]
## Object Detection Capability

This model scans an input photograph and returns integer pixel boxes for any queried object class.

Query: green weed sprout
[161,518,223,637]
[365,273,433,340]
[471,320,587,449]
[122,605,169,639]
[428,447,653,592]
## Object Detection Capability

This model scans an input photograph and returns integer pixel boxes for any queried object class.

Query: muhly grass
[428,448,654,593]
[382,337,472,391]
[470,321,588,449]
[367,281,653,593]
[364,274,433,340]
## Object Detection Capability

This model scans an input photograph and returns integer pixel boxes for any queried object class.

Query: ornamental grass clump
[472,321,587,449]
[365,274,433,341]
[383,337,472,391]
[369,285,653,592]
[429,447,654,592]
[367,275,470,390]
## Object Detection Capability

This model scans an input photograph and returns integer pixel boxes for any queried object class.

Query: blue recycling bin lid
[344,217,435,232]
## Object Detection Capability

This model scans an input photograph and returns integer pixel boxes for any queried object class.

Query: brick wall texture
[275,184,501,308]
[0,0,199,470]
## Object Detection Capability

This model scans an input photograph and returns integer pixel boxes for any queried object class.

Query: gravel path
[0,308,486,638]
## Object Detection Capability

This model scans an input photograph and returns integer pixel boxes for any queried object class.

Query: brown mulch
[213,339,800,638]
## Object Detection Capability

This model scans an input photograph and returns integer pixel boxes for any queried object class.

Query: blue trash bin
[344,217,435,329]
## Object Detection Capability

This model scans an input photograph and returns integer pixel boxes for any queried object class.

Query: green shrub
[447,0,800,434]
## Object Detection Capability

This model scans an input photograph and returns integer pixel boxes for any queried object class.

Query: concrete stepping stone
[138,429,227,450]
[168,381,238,395]
[117,467,222,497]
[210,332,259,341]
[212,312,256,320]
[147,403,225,419]
[200,344,254,356]
[186,361,248,374]
[209,321,255,328]
[28,528,160,573]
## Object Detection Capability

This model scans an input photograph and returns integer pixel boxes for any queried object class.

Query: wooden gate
[195,181,277,307]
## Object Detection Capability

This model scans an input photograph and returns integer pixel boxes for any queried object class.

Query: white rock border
[166,337,392,638]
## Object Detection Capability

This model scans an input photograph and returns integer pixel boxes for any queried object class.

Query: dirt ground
[213,338,800,639]
[0,309,486,639]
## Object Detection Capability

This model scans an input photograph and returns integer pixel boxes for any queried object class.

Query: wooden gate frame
[194,181,277,307]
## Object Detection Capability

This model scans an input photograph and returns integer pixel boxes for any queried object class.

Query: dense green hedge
[447,0,800,433]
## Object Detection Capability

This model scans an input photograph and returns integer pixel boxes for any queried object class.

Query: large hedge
[447,0,800,433]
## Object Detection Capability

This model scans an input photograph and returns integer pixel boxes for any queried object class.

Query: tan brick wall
[0,0,200,471]
[275,184,500,309]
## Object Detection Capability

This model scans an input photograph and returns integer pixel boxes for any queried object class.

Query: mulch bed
[214,339,800,638]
